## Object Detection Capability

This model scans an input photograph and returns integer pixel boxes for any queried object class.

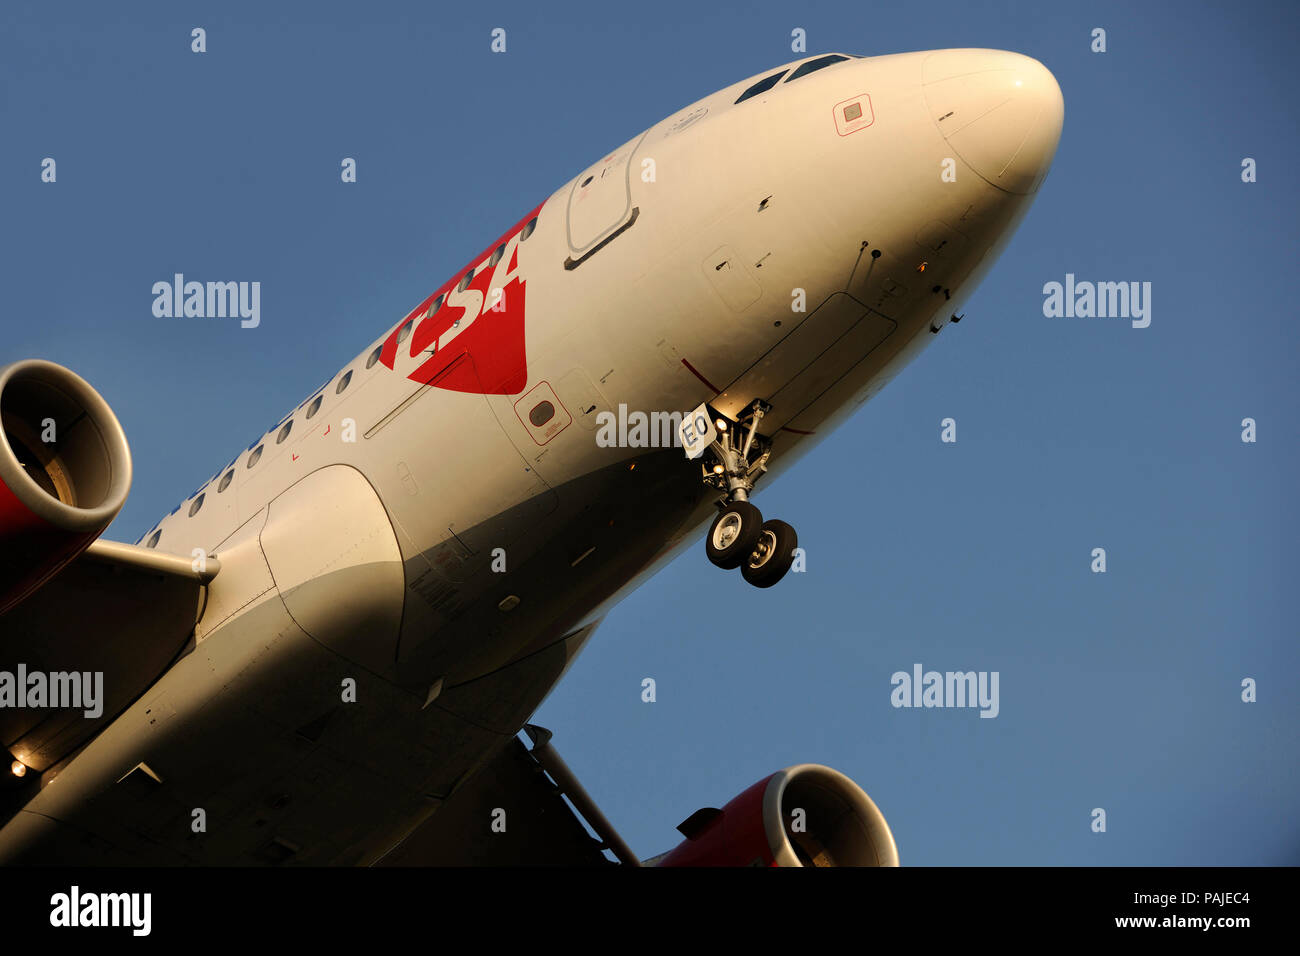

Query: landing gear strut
[701,401,799,588]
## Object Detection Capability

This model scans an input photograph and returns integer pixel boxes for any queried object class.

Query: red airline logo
[379,202,544,396]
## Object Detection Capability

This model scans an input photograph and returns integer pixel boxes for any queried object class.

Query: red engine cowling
[0,360,132,615]
[656,764,899,867]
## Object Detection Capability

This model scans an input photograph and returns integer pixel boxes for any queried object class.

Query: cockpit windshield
[784,54,849,82]
[735,70,787,104]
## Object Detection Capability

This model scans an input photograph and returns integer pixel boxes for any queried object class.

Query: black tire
[705,501,764,570]
[741,519,798,589]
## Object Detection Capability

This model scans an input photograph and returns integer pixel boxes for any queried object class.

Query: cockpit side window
[735,70,787,104]
[784,54,849,82]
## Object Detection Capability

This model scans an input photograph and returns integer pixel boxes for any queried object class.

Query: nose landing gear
[700,402,799,588]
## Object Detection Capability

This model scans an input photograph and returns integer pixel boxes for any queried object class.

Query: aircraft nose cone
[923,49,1064,194]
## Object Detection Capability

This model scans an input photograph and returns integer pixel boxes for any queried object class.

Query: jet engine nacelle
[0,360,132,614]
[656,764,899,867]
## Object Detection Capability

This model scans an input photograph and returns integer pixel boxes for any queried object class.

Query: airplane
[0,47,1062,866]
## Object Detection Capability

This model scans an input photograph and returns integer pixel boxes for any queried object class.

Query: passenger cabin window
[306,395,323,419]
[147,530,162,549]
[247,445,264,468]
[365,346,382,369]
[397,320,413,343]
[218,469,234,492]
[735,70,787,104]
[188,493,205,517]
[784,54,848,82]
[336,370,352,394]
[489,243,506,267]
[276,420,293,444]
[521,217,537,241]
[457,271,474,292]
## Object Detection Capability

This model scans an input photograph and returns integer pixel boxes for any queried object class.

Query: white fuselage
[0,48,1062,863]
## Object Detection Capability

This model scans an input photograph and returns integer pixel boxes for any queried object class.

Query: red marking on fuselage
[680,358,723,396]
[378,201,544,396]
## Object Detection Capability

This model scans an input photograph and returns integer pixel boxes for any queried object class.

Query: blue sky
[2,0,1296,864]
